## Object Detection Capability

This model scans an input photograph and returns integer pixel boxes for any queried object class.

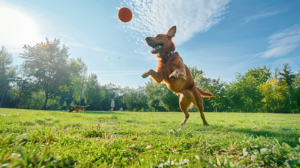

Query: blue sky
[1,0,300,88]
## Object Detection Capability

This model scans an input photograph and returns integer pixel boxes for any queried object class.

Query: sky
[1,0,300,88]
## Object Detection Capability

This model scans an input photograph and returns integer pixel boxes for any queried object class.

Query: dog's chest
[160,63,176,79]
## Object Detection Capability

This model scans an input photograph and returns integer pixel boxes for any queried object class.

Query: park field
[0,109,300,167]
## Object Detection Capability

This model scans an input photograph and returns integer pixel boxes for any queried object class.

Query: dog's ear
[166,25,176,39]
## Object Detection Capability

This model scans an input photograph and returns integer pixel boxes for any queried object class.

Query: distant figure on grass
[68,105,90,113]
[110,99,115,111]
[120,107,123,112]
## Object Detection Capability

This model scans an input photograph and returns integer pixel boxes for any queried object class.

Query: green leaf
[238,160,246,165]
[223,156,228,166]
[17,147,27,162]
[251,155,257,162]
[260,148,269,155]
[242,148,248,156]
[282,142,291,149]
[275,144,281,156]
[286,160,299,168]
[219,149,227,152]
[11,160,25,167]
[216,154,221,166]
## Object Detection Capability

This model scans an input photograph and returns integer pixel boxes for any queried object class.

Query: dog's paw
[169,71,179,79]
[141,71,151,78]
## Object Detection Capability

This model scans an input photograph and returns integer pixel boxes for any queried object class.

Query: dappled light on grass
[0,109,300,167]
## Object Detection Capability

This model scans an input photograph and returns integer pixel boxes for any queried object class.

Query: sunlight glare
[0,6,43,51]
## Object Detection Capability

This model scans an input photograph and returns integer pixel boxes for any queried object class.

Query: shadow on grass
[82,111,126,115]
[194,124,299,147]
[228,127,300,147]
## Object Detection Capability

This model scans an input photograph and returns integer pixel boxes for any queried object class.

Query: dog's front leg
[141,69,163,83]
[169,69,187,80]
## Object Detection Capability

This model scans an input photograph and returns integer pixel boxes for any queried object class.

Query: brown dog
[141,25,214,126]
[68,105,90,113]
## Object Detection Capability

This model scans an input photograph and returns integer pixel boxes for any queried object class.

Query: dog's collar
[168,50,175,57]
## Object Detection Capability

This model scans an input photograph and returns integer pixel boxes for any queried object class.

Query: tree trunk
[43,85,48,109]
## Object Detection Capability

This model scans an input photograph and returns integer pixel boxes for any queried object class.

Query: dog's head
[68,107,73,113]
[145,25,176,58]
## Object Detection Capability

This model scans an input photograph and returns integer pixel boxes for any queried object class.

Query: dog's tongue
[151,45,161,52]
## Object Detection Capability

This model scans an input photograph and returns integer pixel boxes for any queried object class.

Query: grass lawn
[0,109,300,167]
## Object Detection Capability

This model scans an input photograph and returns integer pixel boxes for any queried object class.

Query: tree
[224,82,243,112]
[259,77,289,112]
[63,58,88,106]
[161,86,180,112]
[279,63,296,86]
[0,46,17,108]
[144,79,168,111]
[20,38,70,109]
[123,86,147,111]
[192,68,227,112]
[189,66,204,80]
[292,71,300,112]
[278,64,296,111]
[235,66,271,112]
[85,74,106,110]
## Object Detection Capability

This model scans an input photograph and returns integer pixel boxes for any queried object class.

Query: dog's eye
[156,35,161,38]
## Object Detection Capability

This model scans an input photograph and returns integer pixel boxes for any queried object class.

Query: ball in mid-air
[118,7,132,23]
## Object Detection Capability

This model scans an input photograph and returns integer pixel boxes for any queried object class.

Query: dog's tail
[84,105,90,107]
[197,87,214,97]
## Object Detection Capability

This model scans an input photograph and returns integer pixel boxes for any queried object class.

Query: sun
[0,5,43,51]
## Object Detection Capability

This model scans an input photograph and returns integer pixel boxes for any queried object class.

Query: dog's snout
[145,37,150,40]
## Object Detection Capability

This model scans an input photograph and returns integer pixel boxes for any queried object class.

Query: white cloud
[242,10,285,25]
[229,53,262,69]
[119,0,231,60]
[262,24,300,58]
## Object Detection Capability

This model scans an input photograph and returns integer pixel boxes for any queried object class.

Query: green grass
[0,109,300,167]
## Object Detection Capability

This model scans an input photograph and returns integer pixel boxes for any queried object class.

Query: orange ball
[118,7,132,23]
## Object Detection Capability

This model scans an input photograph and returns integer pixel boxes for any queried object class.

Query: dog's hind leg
[192,87,209,126]
[179,92,192,126]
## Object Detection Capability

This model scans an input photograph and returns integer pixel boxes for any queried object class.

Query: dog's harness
[162,50,176,68]
[168,50,175,57]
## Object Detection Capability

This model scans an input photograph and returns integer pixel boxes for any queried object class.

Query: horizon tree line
[0,38,299,113]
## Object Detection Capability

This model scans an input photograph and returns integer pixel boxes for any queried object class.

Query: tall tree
[260,77,288,112]
[292,71,300,112]
[234,66,271,112]
[144,79,168,111]
[279,64,296,111]
[279,63,296,86]
[84,73,105,110]
[20,38,70,109]
[123,86,147,111]
[224,82,243,112]
[0,46,17,108]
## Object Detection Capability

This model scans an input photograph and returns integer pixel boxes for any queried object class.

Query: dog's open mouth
[150,43,164,54]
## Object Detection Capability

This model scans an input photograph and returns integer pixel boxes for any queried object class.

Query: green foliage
[20,38,70,109]
[85,74,106,110]
[123,86,147,112]
[234,66,271,112]
[0,46,17,108]
[2,42,300,113]
[279,63,296,86]
[259,77,289,112]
